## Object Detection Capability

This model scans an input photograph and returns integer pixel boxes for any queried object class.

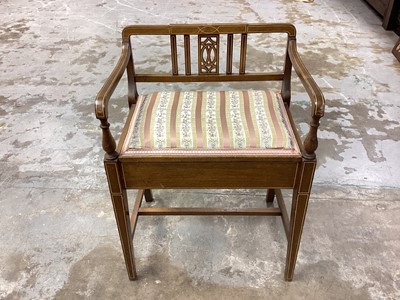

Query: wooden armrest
[288,38,325,160]
[288,39,325,118]
[95,42,131,160]
[95,42,131,120]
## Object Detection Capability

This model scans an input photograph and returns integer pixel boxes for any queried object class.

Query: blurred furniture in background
[365,0,400,32]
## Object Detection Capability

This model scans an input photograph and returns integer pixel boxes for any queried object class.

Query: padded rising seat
[121,90,300,157]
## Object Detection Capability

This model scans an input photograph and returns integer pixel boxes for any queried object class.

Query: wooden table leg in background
[393,37,400,62]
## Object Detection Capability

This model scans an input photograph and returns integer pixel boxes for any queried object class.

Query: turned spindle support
[303,115,320,161]
[100,119,118,160]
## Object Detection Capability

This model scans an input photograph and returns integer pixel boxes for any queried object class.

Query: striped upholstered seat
[122,90,300,156]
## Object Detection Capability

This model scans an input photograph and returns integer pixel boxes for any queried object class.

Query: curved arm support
[288,38,325,160]
[288,39,325,118]
[95,42,131,120]
[95,43,131,160]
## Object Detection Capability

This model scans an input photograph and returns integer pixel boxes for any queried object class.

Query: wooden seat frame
[95,23,325,281]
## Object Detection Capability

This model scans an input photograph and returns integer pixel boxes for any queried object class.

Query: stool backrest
[122,23,296,88]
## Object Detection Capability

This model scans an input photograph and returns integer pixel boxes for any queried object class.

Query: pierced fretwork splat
[198,34,219,74]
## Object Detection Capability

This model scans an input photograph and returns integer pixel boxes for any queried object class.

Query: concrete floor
[1,0,400,299]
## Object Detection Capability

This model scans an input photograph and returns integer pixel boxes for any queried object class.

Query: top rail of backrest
[122,23,296,41]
